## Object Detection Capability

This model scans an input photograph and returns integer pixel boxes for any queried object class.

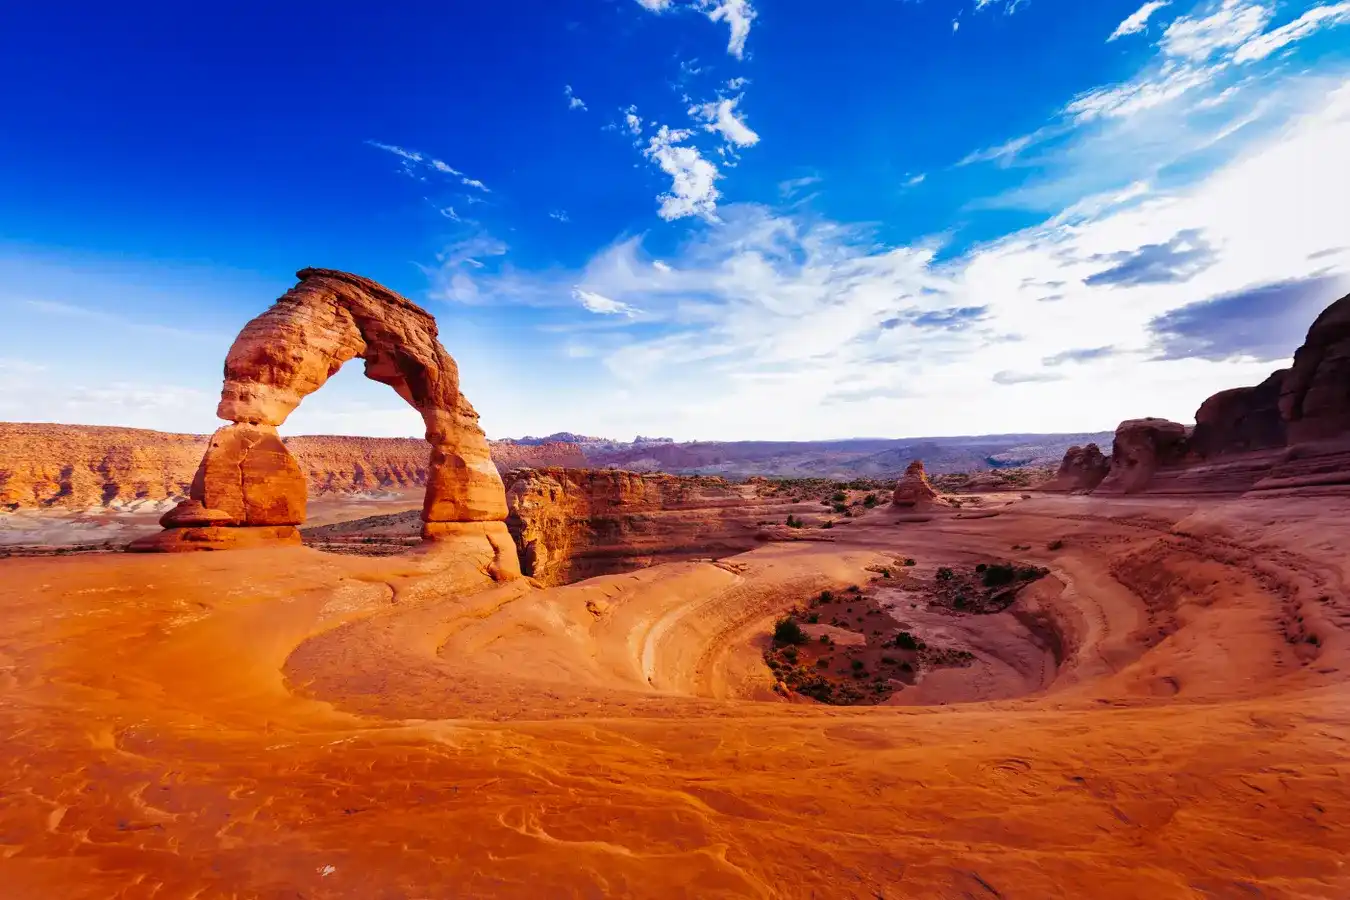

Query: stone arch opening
[132,268,519,574]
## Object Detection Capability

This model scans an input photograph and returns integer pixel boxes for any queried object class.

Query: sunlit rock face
[132,268,516,571]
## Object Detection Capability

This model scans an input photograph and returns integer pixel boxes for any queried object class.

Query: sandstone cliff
[503,468,790,586]
[1076,289,1350,496]
[0,422,584,511]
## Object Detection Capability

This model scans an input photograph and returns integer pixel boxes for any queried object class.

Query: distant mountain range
[502,432,1115,479]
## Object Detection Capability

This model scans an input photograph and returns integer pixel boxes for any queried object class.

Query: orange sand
[1,493,1347,898]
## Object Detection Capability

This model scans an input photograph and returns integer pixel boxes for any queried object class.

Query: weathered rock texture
[1040,444,1111,493]
[1096,419,1193,495]
[0,425,581,512]
[1280,294,1350,443]
[891,461,938,508]
[1089,290,1350,496]
[129,269,520,562]
[503,468,788,586]
[1190,370,1288,459]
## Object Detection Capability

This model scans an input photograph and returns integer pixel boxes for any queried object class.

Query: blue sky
[2,0,1349,440]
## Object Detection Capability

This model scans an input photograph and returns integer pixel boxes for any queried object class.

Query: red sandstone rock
[0,423,584,512]
[892,461,938,508]
[1096,419,1191,494]
[143,269,516,565]
[188,423,306,526]
[1040,444,1111,493]
[1191,370,1288,458]
[159,500,236,528]
[502,468,779,586]
[1280,291,1350,444]
[127,525,302,553]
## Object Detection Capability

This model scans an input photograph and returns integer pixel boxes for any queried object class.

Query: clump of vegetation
[1048,539,1065,551]
[936,567,955,581]
[863,493,879,508]
[904,558,917,567]
[893,631,924,651]
[773,617,808,646]
[831,491,847,503]
[786,515,805,529]
[821,521,835,530]
[982,563,1017,588]
[817,590,834,605]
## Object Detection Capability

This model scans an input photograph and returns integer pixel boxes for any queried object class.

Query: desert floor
[1,493,1347,898]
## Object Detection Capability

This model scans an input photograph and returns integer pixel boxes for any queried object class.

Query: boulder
[892,460,939,508]
[186,423,306,526]
[1040,443,1111,493]
[1096,418,1191,494]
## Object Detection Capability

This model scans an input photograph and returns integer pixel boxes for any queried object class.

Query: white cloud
[573,288,641,317]
[1109,1,1172,40]
[903,173,927,187]
[368,140,488,192]
[549,210,571,223]
[451,77,1350,439]
[698,0,756,59]
[643,125,723,221]
[1233,2,1350,62]
[438,205,461,221]
[634,0,674,9]
[778,175,821,197]
[691,95,760,147]
[565,84,588,111]
[1160,0,1271,61]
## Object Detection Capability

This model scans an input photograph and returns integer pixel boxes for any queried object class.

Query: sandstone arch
[133,268,520,574]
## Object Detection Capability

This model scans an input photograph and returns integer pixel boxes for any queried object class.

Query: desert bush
[904,558,916,567]
[982,563,1017,587]
[863,493,879,508]
[831,491,847,502]
[936,567,955,581]
[1048,539,1064,550]
[773,617,808,646]
[894,632,919,651]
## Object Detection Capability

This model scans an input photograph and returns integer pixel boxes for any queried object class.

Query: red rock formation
[1040,444,1111,493]
[891,460,938,508]
[1096,419,1192,495]
[503,468,785,586]
[0,423,584,512]
[1280,292,1350,443]
[1190,370,1288,458]
[131,269,518,569]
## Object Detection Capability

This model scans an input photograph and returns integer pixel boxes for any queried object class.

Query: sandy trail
[0,494,1347,898]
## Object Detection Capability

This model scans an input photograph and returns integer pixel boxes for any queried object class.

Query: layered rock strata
[503,468,785,586]
[0,424,582,511]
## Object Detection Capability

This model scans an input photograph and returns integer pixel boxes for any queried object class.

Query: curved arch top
[133,268,519,573]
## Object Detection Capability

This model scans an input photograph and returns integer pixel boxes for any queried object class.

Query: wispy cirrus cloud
[367,141,491,193]
[1110,2,1173,40]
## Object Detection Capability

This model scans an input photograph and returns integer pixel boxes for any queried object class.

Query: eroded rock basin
[1,493,1348,898]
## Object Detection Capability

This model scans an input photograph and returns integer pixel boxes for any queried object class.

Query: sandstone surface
[891,460,938,508]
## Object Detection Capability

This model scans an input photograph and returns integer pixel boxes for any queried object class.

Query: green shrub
[806,613,820,624]
[831,491,847,502]
[863,493,879,508]
[1048,539,1064,551]
[975,563,987,573]
[894,632,919,651]
[773,617,808,646]
[881,568,892,578]
[936,567,955,581]
[851,659,865,671]
[982,564,1017,587]
[819,590,834,604]
[904,558,916,567]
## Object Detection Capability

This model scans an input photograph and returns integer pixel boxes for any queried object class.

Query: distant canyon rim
[1,270,1348,898]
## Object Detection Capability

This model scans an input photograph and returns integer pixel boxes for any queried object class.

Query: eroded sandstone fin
[133,268,516,571]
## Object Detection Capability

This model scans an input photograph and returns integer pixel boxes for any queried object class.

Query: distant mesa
[128,267,521,575]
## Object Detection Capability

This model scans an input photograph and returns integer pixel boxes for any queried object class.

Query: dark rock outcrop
[1190,370,1288,458]
[891,460,939,508]
[1040,444,1111,493]
[1280,293,1350,444]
